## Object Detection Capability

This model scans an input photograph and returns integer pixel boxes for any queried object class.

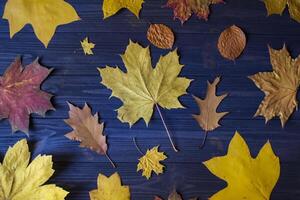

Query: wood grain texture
[0,0,300,199]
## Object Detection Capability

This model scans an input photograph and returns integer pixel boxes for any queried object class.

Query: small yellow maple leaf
[3,0,80,47]
[137,146,167,179]
[203,131,280,200]
[0,139,68,200]
[102,0,144,19]
[89,172,130,200]
[263,0,300,23]
[81,37,95,55]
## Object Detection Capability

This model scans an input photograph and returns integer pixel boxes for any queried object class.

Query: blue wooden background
[0,0,300,199]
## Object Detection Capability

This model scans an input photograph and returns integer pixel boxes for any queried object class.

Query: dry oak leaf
[0,139,68,200]
[98,40,192,126]
[3,0,80,47]
[165,0,224,24]
[89,172,130,200]
[154,189,197,200]
[249,45,300,127]
[0,57,54,134]
[137,146,167,179]
[64,102,115,167]
[147,24,175,49]
[217,25,246,60]
[263,0,300,23]
[81,37,95,55]
[193,77,228,132]
[203,131,280,200]
[103,0,144,19]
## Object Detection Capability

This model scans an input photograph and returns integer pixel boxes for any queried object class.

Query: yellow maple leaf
[3,0,80,47]
[81,37,95,55]
[263,0,300,23]
[203,131,280,200]
[137,146,167,179]
[89,172,130,200]
[98,40,192,126]
[102,0,144,19]
[0,139,68,200]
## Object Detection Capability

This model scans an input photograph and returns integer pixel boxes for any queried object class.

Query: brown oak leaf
[64,102,115,167]
[217,25,246,60]
[165,0,224,24]
[249,45,300,127]
[154,190,197,200]
[147,24,175,49]
[193,77,228,147]
[0,57,54,134]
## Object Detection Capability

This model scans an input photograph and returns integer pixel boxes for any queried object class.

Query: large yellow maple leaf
[137,146,167,179]
[102,0,144,19]
[203,131,280,200]
[249,45,300,127]
[0,139,68,200]
[98,40,192,126]
[263,0,300,23]
[3,0,80,47]
[89,172,130,200]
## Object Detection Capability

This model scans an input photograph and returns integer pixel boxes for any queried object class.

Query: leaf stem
[105,153,116,168]
[155,104,179,152]
[133,137,144,155]
[200,131,208,149]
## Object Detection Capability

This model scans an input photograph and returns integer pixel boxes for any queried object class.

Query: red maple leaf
[165,0,224,24]
[0,57,54,134]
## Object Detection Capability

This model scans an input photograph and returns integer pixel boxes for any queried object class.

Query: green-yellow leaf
[3,0,80,47]
[102,0,144,19]
[98,40,192,126]
[263,0,300,23]
[203,131,280,200]
[89,172,130,200]
[0,139,68,200]
[137,146,167,179]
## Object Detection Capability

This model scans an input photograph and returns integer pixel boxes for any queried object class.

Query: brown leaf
[249,45,300,127]
[147,24,175,49]
[64,102,107,154]
[193,77,228,132]
[217,25,246,60]
[154,190,197,200]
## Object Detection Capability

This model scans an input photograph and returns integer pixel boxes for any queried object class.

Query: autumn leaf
[193,77,228,147]
[0,139,68,200]
[3,0,80,47]
[98,40,192,152]
[64,102,115,168]
[102,0,144,19]
[263,0,300,23]
[0,57,54,134]
[89,172,130,200]
[81,37,95,55]
[147,24,175,49]
[137,146,167,179]
[249,45,300,127]
[217,25,246,60]
[154,189,197,200]
[165,0,224,24]
[203,131,280,200]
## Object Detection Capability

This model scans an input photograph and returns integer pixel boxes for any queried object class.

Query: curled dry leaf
[203,131,280,200]
[137,146,167,179]
[89,172,130,200]
[249,45,300,127]
[64,102,115,167]
[0,57,54,134]
[147,24,175,49]
[217,25,246,60]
